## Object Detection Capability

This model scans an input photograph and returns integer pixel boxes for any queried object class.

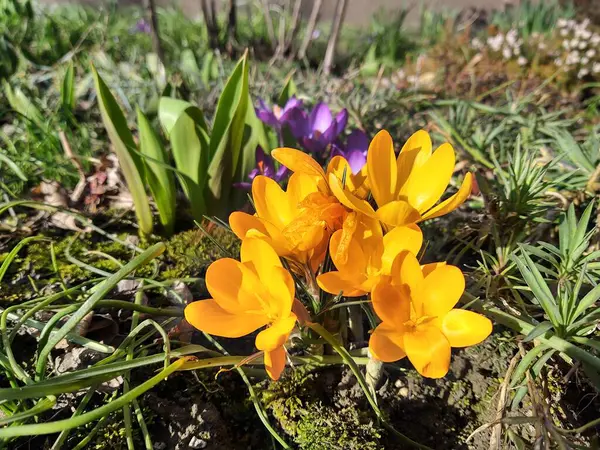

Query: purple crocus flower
[332,129,369,174]
[287,102,348,154]
[131,19,152,34]
[234,147,288,189]
[255,97,303,129]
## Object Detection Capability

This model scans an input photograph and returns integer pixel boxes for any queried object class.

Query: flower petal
[381,224,423,274]
[420,172,473,221]
[399,143,455,213]
[255,314,297,351]
[372,280,410,326]
[286,172,323,205]
[271,148,327,182]
[403,325,451,378]
[367,130,397,207]
[421,264,465,318]
[317,271,365,297]
[369,324,407,362]
[375,200,421,228]
[184,299,269,338]
[229,211,268,240]
[329,173,376,217]
[391,251,424,305]
[396,129,432,190]
[264,345,287,380]
[252,175,293,229]
[329,226,367,276]
[441,309,492,347]
[205,258,263,312]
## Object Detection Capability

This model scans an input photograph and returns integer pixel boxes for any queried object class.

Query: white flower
[593,62,600,73]
[591,34,600,45]
[582,19,590,29]
[567,20,576,28]
[578,68,589,78]
[581,30,592,40]
[513,47,521,56]
[472,37,482,49]
[506,29,518,45]
[562,40,570,49]
[517,56,527,66]
[586,49,596,58]
[581,57,590,65]
[578,41,587,50]
[554,58,563,66]
[560,28,569,37]
[557,18,568,28]
[565,51,580,65]
[488,34,504,52]
[502,47,512,59]
[571,38,580,48]
[538,42,546,50]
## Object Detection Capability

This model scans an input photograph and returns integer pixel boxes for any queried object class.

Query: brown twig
[284,0,302,55]
[323,0,348,75]
[298,0,322,60]
[143,0,164,63]
[489,352,520,450]
[59,131,87,204]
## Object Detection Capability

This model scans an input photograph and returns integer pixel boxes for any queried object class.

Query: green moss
[262,368,384,450]
[161,227,240,279]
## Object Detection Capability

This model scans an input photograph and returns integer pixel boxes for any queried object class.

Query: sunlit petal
[369,324,407,362]
[390,251,424,308]
[317,271,366,297]
[264,345,287,380]
[367,130,397,206]
[205,258,262,312]
[381,224,423,274]
[396,129,432,190]
[272,147,327,182]
[229,211,268,240]
[286,172,322,206]
[441,309,492,347]
[372,280,411,326]
[184,299,269,338]
[329,228,367,277]
[403,325,451,378]
[421,264,465,318]
[252,175,293,228]
[375,200,421,228]
[421,261,446,277]
[255,314,297,351]
[420,172,473,221]
[329,173,376,217]
[399,143,455,213]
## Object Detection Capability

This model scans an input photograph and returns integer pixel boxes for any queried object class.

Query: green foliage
[491,0,575,38]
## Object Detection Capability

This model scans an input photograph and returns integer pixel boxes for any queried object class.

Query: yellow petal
[272,147,327,182]
[286,172,322,206]
[255,314,297,351]
[368,324,407,362]
[391,251,424,305]
[326,155,368,196]
[241,237,282,271]
[421,261,446,277]
[252,175,293,229]
[367,130,397,206]
[317,271,366,297]
[205,258,262,312]
[329,229,367,278]
[396,129,432,190]
[375,200,421,228]
[381,224,423,274]
[441,309,492,347]
[229,212,267,239]
[184,299,269,338]
[371,280,410,326]
[403,325,451,378]
[399,143,455,213]
[264,345,286,380]
[329,173,376,217]
[420,264,465,318]
[420,172,473,221]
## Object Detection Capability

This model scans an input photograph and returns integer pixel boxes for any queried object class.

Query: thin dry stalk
[323,0,347,75]
[297,0,322,59]
[59,131,86,203]
[489,352,520,450]
[284,0,302,55]
[259,0,277,50]
[143,0,164,63]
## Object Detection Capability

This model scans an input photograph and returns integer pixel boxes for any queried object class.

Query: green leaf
[572,284,600,323]
[61,62,75,112]
[137,108,176,235]
[206,51,249,217]
[91,65,153,235]
[278,74,297,106]
[510,344,548,387]
[0,151,27,181]
[158,97,210,220]
[3,80,45,129]
[522,321,554,343]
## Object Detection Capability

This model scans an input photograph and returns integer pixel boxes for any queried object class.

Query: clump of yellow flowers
[185,130,492,381]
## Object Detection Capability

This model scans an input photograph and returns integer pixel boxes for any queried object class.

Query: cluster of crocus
[240,99,369,189]
[185,129,492,381]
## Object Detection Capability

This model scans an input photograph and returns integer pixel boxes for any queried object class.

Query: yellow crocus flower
[330,129,473,228]
[369,251,492,378]
[184,238,297,380]
[317,214,422,296]
[230,172,346,271]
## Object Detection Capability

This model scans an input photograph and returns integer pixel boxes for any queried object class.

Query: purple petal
[320,122,339,148]
[247,168,260,180]
[233,181,252,189]
[287,109,310,139]
[275,165,289,181]
[282,97,303,114]
[334,109,348,137]
[301,137,325,154]
[256,101,279,128]
[346,129,369,152]
[309,103,333,133]
[346,149,367,174]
